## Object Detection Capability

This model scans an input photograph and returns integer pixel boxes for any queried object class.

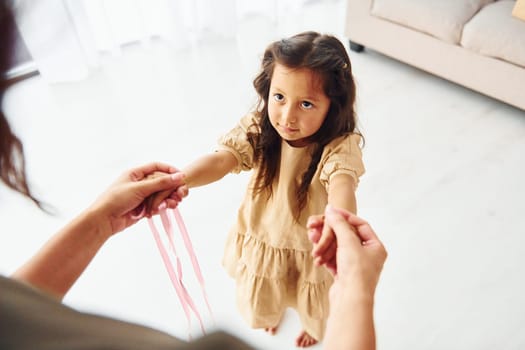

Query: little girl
[149,31,364,347]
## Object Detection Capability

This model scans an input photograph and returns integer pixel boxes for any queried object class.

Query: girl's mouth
[280,125,299,134]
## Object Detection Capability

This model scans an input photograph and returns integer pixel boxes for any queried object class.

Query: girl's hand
[308,205,358,274]
[306,214,324,244]
[309,206,385,278]
[307,213,338,273]
[89,163,186,236]
[142,171,188,217]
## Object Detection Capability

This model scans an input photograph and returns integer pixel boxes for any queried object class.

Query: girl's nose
[283,105,296,126]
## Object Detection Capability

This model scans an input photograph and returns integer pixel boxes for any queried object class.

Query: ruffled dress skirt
[223,231,333,341]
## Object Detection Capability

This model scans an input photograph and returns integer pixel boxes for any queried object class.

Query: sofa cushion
[462,0,525,68]
[371,0,495,44]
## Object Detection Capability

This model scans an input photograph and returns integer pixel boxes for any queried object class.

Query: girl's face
[268,63,331,147]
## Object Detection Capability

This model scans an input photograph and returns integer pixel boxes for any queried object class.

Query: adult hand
[319,207,386,350]
[321,205,387,294]
[89,162,187,236]
[12,162,187,298]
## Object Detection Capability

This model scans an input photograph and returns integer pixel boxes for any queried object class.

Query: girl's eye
[301,101,313,109]
[273,93,284,102]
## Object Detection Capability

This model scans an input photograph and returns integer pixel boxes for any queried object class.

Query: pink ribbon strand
[145,206,213,339]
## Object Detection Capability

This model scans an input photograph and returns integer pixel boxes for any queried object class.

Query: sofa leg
[349,40,364,53]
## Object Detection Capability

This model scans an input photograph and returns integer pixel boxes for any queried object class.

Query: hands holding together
[89,162,188,235]
[307,205,387,350]
[307,205,386,286]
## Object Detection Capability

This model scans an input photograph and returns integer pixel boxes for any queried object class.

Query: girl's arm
[147,150,239,212]
[183,150,239,188]
[311,173,357,268]
[327,173,357,213]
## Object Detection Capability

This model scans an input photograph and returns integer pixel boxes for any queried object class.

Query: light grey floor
[1,1,525,349]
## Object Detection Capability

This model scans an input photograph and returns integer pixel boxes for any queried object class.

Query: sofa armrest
[345,0,374,47]
[343,0,525,110]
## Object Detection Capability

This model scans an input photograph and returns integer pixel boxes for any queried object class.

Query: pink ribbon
[136,205,213,339]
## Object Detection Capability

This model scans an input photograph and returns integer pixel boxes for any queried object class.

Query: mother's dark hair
[0,2,43,208]
[249,31,360,215]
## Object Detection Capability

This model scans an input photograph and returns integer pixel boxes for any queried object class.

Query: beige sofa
[345,0,525,111]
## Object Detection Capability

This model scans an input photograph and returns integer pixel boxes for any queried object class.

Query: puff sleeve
[217,114,258,173]
[318,133,365,191]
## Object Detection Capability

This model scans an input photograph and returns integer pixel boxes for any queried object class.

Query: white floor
[2,1,525,349]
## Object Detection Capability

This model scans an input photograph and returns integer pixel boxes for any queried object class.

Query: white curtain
[13,0,327,83]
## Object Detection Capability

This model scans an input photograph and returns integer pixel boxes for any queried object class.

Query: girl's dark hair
[249,31,360,215]
[0,2,44,209]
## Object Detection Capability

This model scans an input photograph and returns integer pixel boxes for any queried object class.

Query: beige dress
[217,114,365,340]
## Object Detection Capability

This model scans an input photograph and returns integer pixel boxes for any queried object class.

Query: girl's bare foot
[264,325,278,335]
[296,330,318,347]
